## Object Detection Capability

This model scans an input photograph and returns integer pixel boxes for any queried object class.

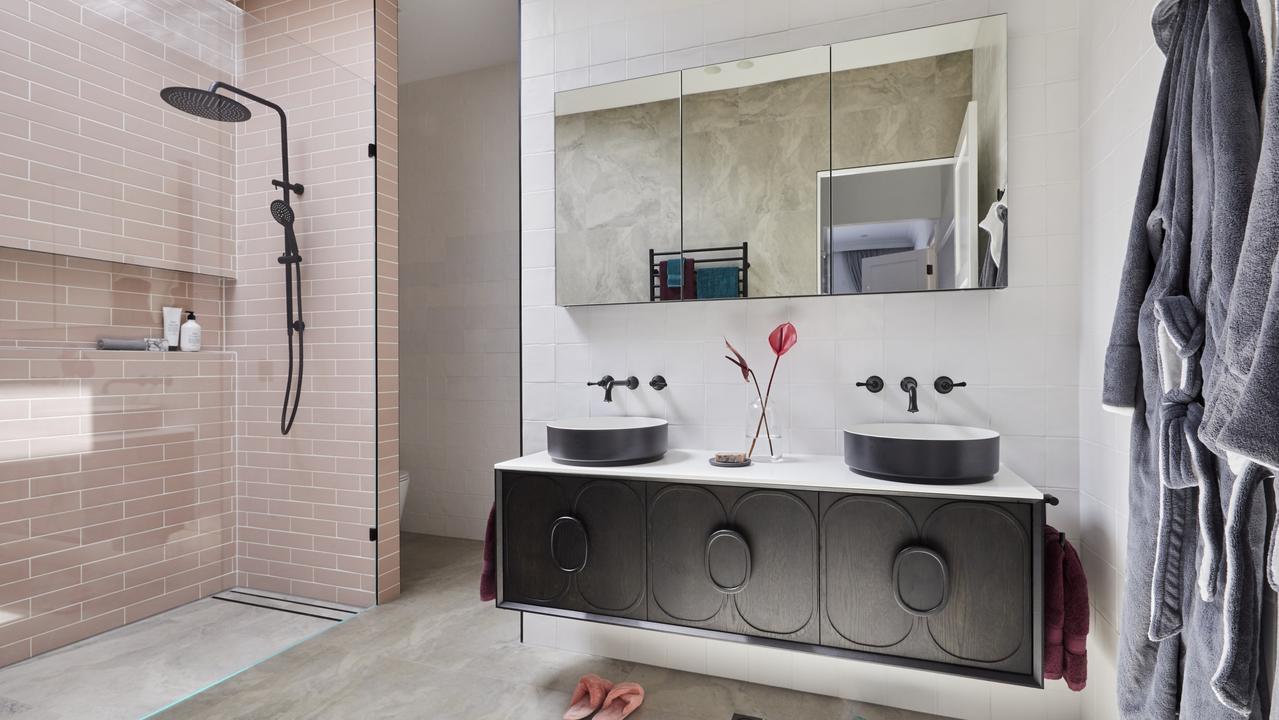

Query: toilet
[398,471,410,520]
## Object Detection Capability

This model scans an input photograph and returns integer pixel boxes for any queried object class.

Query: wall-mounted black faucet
[900,377,920,413]
[934,376,968,394]
[588,375,639,402]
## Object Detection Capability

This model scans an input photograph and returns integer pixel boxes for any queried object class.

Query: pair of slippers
[564,674,644,720]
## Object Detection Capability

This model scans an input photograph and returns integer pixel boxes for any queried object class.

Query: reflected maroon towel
[657,258,696,301]
[1043,526,1066,681]
[480,503,496,602]
[1062,535,1089,691]
[681,258,697,299]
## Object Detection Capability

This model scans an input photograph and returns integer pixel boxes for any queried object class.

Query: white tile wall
[400,64,521,540]
[520,0,1086,716]
[1077,2,1162,719]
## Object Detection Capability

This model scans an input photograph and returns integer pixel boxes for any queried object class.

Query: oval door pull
[893,546,949,617]
[705,529,751,594]
[550,515,589,573]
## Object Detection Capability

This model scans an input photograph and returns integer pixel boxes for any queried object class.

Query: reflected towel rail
[649,242,750,301]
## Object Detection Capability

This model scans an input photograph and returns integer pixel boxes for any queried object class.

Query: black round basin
[843,423,998,484]
[547,417,668,466]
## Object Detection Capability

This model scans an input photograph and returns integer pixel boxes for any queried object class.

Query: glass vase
[746,397,783,463]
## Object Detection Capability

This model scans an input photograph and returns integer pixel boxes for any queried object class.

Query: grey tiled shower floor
[0,596,336,720]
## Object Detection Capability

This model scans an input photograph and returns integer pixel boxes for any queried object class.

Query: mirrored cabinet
[553,15,1008,306]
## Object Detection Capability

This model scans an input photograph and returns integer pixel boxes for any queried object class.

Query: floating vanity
[493,449,1046,687]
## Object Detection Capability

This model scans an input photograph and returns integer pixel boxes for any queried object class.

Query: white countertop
[496,449,1045,502]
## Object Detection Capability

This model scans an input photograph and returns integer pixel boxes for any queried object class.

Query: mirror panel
[555,73,682,306]
[680,47,831,300]
[551,16,1007,306]
[825,16,1007,295]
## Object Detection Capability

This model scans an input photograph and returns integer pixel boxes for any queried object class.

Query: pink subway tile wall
[0,347,235,668]
[0,247,223,349]
[231,0,379,608]
[374,0,399,604]
[0,0,239,278]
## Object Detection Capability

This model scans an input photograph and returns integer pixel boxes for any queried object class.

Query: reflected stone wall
[682,74,830,298]
[831,51,974,170]
[555,100,681,305]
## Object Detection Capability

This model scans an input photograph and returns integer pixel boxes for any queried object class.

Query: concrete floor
[155,533,951,720]
[0,595,337,720]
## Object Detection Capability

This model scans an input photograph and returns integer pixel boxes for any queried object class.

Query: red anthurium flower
[768,322,798,357]
[724,338,751,382]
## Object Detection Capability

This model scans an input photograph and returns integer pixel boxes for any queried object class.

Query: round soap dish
[709,456,752,468]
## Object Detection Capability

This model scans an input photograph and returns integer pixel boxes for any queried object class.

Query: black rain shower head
[160,86,252,123]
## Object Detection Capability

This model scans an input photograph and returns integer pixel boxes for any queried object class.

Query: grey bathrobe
[1104,0,1266,717]
[1201,16,1279,710]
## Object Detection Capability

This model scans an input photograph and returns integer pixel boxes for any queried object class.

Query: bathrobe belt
[1149,297,1224,641]
[1149,393,1222,641]
[1212,462,1273,715]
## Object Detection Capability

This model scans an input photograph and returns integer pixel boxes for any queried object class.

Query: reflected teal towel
[696,266,738,298]
[665,258,683,288]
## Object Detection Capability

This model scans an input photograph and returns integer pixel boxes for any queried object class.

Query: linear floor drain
[730,715,763,720]
[212,589,360,622]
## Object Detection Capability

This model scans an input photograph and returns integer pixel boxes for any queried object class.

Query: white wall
[1077,2,1163,719]
[520,0,1086,717]
[401,63,522,540]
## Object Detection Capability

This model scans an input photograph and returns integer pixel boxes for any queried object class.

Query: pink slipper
[564,673,614,720]
[595,682,644,720]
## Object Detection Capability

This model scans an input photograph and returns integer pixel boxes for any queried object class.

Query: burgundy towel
[657,258,696,301]
[1062,536,1090,691]
[480,503,496,601]
[1043,526,1067,681]
[681,259,697,299]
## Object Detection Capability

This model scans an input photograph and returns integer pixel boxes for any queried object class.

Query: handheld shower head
[270,199,295,226]
[160,86,251,123]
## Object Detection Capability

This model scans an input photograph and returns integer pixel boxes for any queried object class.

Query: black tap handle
[934,376,967,394]
[856,376,884,393]
[587,375,614,388]
[649,375,667,391]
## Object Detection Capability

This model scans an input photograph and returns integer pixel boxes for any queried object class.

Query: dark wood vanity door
[820,495,916,650]
[502,473,573,606]
[647,483,820,643]
[499,472,646,620]
[648,484,730,628]
[819,493,1035,676]
[728,489,820,642]
[920,501,1034,674]
[571,478,647,618]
